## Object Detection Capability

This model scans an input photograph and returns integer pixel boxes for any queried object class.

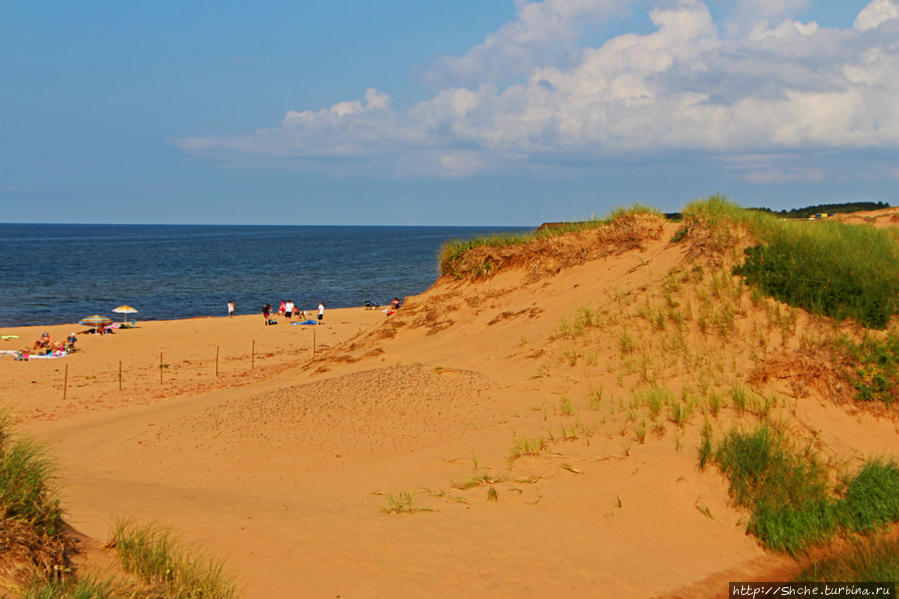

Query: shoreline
[0,306,391,427]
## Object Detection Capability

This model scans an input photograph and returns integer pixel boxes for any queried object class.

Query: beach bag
[268,319,278,325]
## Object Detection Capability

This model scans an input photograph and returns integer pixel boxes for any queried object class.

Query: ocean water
[0,224,530,327]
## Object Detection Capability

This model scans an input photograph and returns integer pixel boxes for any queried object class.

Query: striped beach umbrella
[112,305,139,323]
[78,315,113,329]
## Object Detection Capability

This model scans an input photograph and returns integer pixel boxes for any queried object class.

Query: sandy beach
[3,215,898,598]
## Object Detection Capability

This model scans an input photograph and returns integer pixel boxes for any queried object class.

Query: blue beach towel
[291,320,319,325]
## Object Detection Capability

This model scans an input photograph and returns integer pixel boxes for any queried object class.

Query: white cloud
[421,0,631,87]
[722,0,812,36]
[178,0,899,179]
[854,0,899,31]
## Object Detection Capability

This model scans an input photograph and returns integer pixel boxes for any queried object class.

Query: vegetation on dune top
[753,201,891,220]
[439,204,664,278]
[681,195,899,329]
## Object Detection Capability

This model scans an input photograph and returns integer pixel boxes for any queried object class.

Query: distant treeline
[750,201,891,219]
[665,201,890,221]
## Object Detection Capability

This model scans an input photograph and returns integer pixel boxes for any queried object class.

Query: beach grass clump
[452,474,504,490]
[839,459,899,533]
[23,574,121,599]
[682,195,899,329]
[108,520,238,599]
[0,409,72,585]
[840,332,899,404]
[798,535,899,583]
[439,204,663,278]
[641,387,672,420]
[709,425,838,554]
[0,411,64,537]
[704,424,899,555]
[509,436,547,460]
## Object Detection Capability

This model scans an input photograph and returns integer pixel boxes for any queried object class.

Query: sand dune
[3,212,897,598]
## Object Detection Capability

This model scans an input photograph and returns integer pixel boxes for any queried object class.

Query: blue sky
[1,0,897,225]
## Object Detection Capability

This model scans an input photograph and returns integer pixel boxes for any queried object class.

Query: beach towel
[1,335,19,340]
[292,320,319,325]
[29,351,69,359]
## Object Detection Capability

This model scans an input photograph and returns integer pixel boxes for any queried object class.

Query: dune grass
[798,535,899,583]
[704,424,899,555]
[439,204,663,277]
[22,574,120,599]
[108,520,238,599]
[840,332,899,403]
[682,195,899,329]
[0,409,72,588]
[0,411,64,537]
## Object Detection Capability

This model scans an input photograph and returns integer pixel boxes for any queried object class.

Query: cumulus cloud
[721,0,812,36]
[177,0,899,179]
[854,0,899,31]
[420,0,631,88]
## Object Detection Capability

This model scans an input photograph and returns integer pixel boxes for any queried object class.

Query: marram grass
[439,204,663,277]
[108,520,238,599]
[683,195,899,329]
[703,424,899,556]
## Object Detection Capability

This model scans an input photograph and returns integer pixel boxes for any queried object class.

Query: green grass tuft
[0,409,65,538]
[840,459,899,532]
[108,520,238,599]
[712,425,837,554]
[840,332,899,404]
[707,425,899,556]
[23,574,121,599]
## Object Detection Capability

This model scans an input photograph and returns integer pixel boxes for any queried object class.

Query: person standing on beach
[227,300,235,317]
[284,300,295,321]
[318,302,325,322]
[262,303,272,325]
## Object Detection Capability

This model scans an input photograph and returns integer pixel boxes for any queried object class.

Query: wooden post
[215,345,220,377]
[119,360,122,391]
[159,351,163,384]
[63,364,68,401]
[251,340,255,370]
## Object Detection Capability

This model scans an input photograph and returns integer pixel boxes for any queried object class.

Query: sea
[0,224,531,327]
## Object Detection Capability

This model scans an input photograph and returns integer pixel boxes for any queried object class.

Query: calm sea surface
[0,224,530,327]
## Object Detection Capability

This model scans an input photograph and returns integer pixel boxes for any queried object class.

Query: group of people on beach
[13,331,79,360]
[261,301,325,325]
[228,296,401,326]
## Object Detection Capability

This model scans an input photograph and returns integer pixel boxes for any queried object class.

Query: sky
[1,0,897,226]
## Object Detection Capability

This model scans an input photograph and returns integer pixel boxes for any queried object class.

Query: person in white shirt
[318,302,325,322]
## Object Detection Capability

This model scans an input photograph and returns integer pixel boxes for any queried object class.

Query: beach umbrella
[112,305,138,323]
[78,315,113,332]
